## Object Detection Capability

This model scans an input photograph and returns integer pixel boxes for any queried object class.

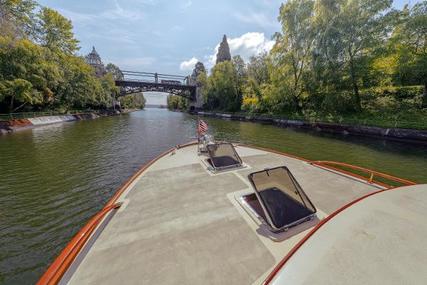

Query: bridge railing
[121,70,190,85]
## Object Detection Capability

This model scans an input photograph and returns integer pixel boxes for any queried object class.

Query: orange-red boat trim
[241,144,417,188]
[311,161,416,189]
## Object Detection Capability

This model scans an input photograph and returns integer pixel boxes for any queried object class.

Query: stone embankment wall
[197,111,427,144]
[0,113,100,135]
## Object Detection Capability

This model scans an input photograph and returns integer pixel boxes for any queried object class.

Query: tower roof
[85,46,102,65]
[216,34,231,64]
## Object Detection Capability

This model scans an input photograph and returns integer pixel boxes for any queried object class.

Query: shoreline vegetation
[0,0,145,114]
[195,111,427,144]
[169,0,427,131]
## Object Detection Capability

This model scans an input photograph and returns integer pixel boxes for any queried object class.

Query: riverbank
[0,109,138,135]
[196,111,427,144]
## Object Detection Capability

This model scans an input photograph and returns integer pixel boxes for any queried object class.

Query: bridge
[115,71,197,101]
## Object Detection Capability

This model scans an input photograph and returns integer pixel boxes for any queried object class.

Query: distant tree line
[167,95,188,110]
[119,93,146,109]
[171,0,426,128]
[0,0,141,113]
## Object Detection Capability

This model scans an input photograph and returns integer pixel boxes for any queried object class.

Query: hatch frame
[248,166,317,232]
[206,142,243,171]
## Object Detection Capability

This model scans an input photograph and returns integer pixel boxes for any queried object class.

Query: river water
[0,108,426,284]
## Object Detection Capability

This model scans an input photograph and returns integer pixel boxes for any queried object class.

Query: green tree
[314,0,393,111]
[99,73,118,107]
[232,55,247,98]
[392,2,427,107]
[0,3,122,113]
[55,55,100,109]
[242,53,270,112]
[119,93,146,109]
[247,53,269,85]
[196,71,208,107]
[106,63,124,80]
[270,0,315,111]
[0,78,40,111]
[206,61,241,111]
[167,94,187,110]
[37,7,79,54]
[0,0,37,38]
[0,36,56,111]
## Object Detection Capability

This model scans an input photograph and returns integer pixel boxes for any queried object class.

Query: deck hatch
[206,143,242,171]
[248,166,317,232]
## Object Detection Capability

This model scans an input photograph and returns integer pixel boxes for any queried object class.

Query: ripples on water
[0,109,426,284]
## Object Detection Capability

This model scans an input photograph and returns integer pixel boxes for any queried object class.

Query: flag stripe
[198,120,208,134]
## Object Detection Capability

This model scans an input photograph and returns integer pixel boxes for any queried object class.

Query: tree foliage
[167,94,188,110]
[0,0,37,38]
[0,1,120,113]
[119,93,146,109]
[205,61,242,111]
[391,2,427,106]
[106,63,124,81]
[37,7,79,54]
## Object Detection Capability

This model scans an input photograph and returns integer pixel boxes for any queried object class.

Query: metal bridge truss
[115,71,196,101]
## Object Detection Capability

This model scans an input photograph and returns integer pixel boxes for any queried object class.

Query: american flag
[197,119,208,135]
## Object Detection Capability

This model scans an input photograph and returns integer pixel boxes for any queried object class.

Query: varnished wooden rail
[310,160,416,189]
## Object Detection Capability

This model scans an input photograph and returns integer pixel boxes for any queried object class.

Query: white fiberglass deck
[61,144,382,285]
[270,184,427,285]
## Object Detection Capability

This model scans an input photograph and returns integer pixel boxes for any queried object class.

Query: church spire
[216,34,231,64]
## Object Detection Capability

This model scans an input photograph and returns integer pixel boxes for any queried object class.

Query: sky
[37,0,419,104]
[37,0,418,75]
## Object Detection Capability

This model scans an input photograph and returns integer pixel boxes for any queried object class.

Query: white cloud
[207,32,275,67]
[180,57,198,71]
